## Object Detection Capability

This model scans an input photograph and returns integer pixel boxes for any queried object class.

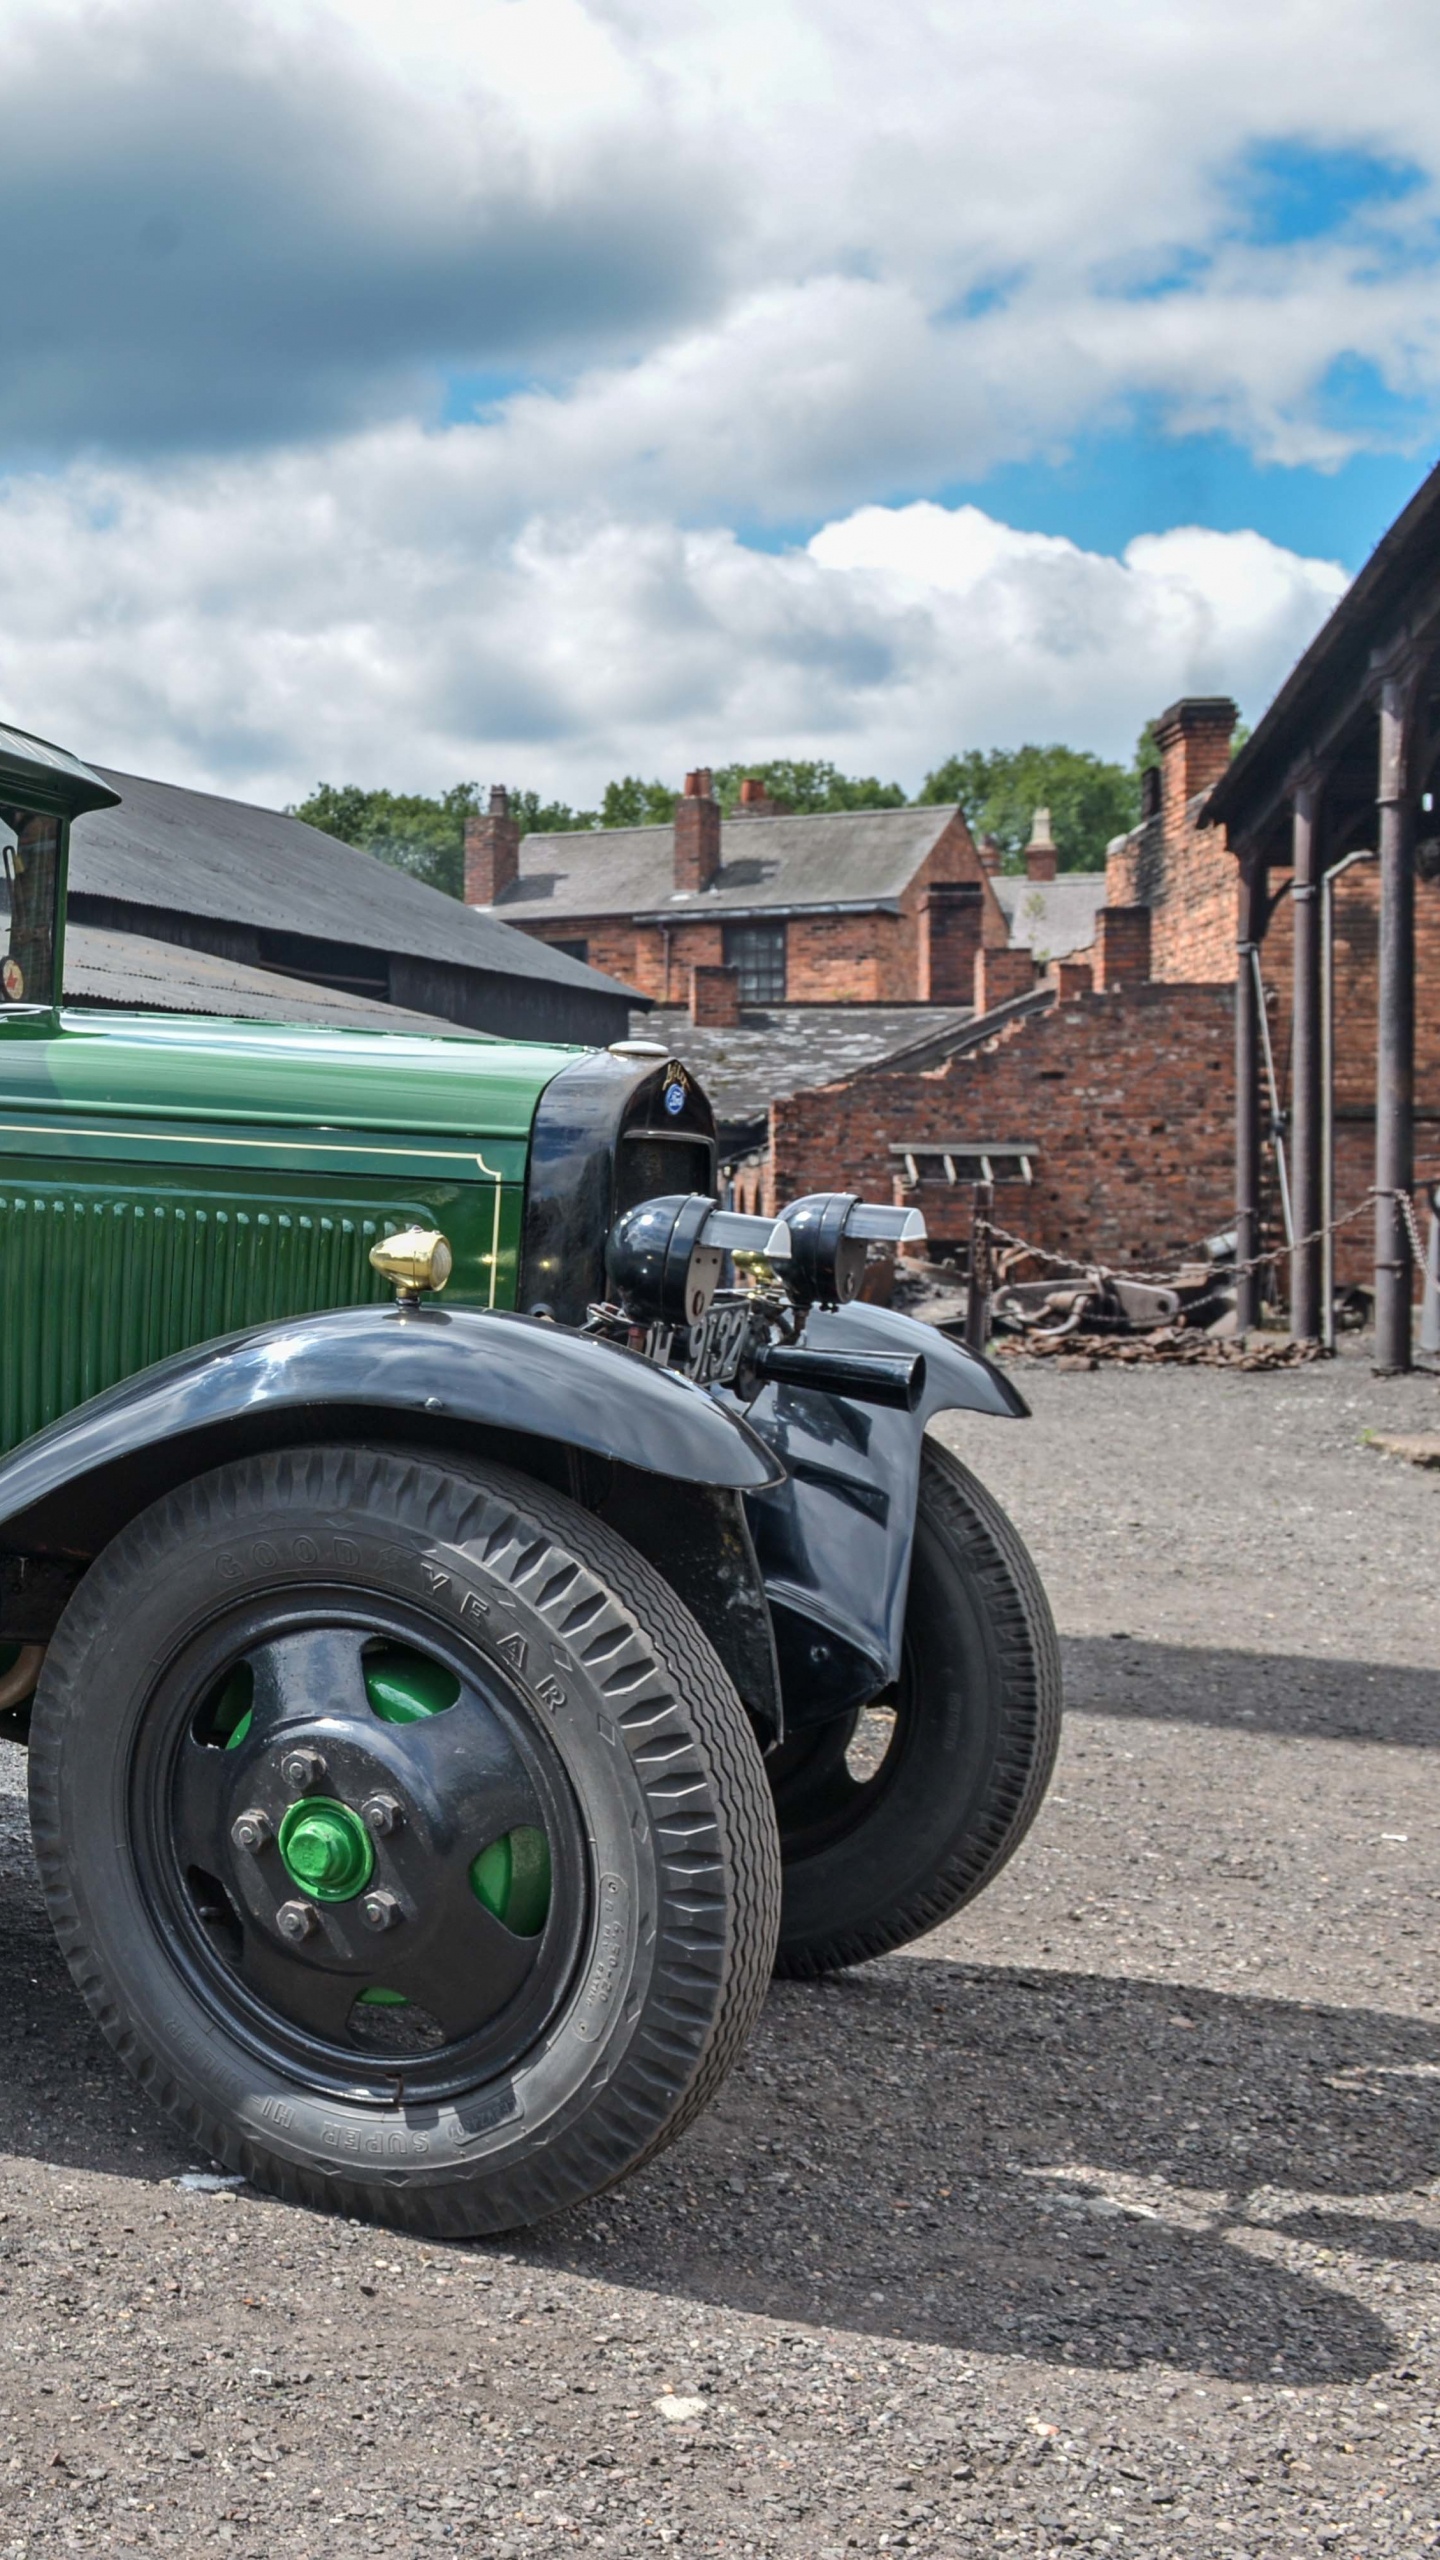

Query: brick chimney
[464,784,520,906]
[977,832,1003,875]
[674,768,721,893]
[1023,807,1058,881]
[1152,698,1238,852]
[1094,904,1152,990]
[920,880,984,1002]
[974,945,1036,1012]
[690,963,741,1026]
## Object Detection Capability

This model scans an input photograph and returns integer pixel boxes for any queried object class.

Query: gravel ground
[0,1342,1435,2559]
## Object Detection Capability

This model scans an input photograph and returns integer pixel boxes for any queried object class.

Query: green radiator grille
[0,1185,401,1451]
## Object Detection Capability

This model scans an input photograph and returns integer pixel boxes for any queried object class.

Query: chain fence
[978,1178,1439,1298]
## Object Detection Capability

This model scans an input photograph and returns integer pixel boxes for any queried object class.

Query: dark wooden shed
[1206,459,1440,1372]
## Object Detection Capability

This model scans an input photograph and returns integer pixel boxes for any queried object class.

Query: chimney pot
[978,832,1003,876]
[1023,806,1058,881]
[488,783,510,818]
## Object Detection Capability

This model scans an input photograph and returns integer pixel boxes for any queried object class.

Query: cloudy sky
[2,0,1438,805]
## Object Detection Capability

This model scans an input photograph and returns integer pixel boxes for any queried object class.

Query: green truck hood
[0,1009,582,1150]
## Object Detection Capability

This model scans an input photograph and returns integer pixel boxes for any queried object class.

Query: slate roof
[70,769,633,1000]
[63,924,464,1036]
[633,1002,975,1150]
[493,805,964,923]
[989,872,1107,962]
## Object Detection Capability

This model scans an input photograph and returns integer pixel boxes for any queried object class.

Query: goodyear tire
[770,1438,1061,1977]
[28,1445,780,2236]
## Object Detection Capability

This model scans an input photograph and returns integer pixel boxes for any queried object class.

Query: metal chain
[984,1178,1438,1297]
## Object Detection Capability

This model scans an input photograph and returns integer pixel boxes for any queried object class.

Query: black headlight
[606,1195,793,1328]
[780,1194,927,1308]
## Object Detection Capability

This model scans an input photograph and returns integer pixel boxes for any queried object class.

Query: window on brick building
[551,937,589,963]
[723,921,786,1003]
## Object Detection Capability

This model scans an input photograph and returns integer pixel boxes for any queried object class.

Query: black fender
[737,1301,1028,1727]
[0,1303,787,1737]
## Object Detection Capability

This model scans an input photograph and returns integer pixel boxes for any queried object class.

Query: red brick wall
[770,984,1239,1268]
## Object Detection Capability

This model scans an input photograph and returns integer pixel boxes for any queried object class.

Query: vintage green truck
[0,721,1059,2234]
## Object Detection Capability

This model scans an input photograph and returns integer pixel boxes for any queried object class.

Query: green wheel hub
[278,1796,375,1903]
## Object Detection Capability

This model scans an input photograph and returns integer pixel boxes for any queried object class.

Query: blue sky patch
[939,418,1432,571]
[1226,138,1427,246]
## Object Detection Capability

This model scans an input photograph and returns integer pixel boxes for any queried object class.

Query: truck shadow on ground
[523,1957,1431,2384]
[1061,1634,1438,1746]
[0,1783,1425,2385]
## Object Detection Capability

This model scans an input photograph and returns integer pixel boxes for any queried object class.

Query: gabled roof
[1206,450,1440,841]
[990,872,1107,961]
[70,767,633,999]
[492,804,965,923]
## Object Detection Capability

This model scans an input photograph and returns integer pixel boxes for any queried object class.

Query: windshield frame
[0,800,67,1019]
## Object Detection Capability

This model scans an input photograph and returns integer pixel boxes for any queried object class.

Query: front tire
[771,1438,1061,1977]
[28,1445,780,2235]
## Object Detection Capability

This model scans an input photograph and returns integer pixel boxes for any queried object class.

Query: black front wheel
[770,1438,1061,1977]
[29,1445,780,2234]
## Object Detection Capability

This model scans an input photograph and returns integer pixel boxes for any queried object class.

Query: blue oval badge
[663,1080,686,1117]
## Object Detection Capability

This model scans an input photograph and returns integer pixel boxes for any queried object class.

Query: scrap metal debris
[994,1327,1331,1371]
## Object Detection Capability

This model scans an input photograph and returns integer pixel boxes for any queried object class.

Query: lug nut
[360,1890,401,1932]
[361,1794,402,1838]
[280,1748,326,1792]
[276,1899,318,1941]
[230,1807,272,1854]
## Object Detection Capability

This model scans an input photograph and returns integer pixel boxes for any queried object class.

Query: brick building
[464,772,1103,1015]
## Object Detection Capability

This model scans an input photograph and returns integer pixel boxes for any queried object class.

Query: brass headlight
[369,1227,454,1305]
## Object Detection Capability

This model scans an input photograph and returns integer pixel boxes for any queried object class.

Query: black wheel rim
[130,1589,589,2107]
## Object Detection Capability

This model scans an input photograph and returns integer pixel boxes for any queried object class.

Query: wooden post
[1374,669,1416,1374]
[965,1180,994,1353]
[1234,854,1266,1333]
[1289,775,1323,1340]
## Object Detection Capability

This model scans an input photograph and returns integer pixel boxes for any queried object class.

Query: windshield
[0,805,61,1007]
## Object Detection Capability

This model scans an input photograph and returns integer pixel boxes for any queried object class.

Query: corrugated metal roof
[64,923,469,1036]
[989,873,1106,960]
[491,805,961,923]
[70,769,633,998]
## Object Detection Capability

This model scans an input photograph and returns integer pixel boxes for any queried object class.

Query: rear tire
[29,1444,780,2234]
[771,1437,1060,1977]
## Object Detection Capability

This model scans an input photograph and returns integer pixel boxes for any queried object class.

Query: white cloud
[2,0,1439,481]
[0,441,1347,802]
[0,0,1422,797]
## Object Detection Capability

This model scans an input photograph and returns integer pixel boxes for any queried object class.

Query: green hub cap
[277,1796,375,1903]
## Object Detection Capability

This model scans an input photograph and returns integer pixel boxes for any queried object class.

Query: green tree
[918,744,1140,871]
[291,781,596,900]
[600,776,678,828]
[711,758,906,814]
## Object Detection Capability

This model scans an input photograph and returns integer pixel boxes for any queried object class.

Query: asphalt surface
[0,1342,1435,2557]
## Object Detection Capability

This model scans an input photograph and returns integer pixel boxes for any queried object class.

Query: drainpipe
[1374,667,1417,1374]
[1234,854,1266,1332]
[1320,846,1376,1350]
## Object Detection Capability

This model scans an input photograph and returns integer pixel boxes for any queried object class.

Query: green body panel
[0,1008,575,1454]
[0,1009,574,1144]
